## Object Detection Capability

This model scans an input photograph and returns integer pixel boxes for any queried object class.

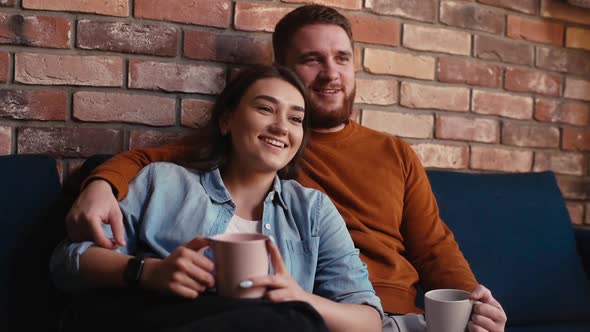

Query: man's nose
[319,60,339,81]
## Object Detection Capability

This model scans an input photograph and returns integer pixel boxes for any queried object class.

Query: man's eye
[336,56,350,64]
[302,57,319,64]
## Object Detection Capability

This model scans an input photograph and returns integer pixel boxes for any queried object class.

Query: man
[66,5,506,332]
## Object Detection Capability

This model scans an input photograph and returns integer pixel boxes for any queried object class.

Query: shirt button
[264,224,271,230]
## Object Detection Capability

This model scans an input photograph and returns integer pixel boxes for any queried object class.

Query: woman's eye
[257,106,273,113]
[291,116,303,124]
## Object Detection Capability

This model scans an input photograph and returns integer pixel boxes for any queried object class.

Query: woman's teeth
[261,137,286,148]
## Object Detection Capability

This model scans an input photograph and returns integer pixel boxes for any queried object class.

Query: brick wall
[0,0,588,225]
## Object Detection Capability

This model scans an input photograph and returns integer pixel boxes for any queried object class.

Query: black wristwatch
[124,257,145,287]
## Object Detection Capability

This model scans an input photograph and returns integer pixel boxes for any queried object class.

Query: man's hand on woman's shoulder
[65,179,126,248]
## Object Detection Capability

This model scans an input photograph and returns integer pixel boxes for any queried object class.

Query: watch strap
[124,257,145,287]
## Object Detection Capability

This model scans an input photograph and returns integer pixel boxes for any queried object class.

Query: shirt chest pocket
[284,237,319,293]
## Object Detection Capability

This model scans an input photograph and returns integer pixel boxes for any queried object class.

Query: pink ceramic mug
[425,289,474,332]
[208,233,270,298]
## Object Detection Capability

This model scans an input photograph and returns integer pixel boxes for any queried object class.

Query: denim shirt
[50,162,383,316]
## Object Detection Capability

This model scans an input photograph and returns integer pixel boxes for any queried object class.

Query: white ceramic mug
[208,233,270,298]
[425,289,474,332]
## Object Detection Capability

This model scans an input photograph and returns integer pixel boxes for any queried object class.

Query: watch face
[124,257,144,287]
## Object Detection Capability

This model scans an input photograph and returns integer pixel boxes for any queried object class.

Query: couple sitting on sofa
[53,5,506,332]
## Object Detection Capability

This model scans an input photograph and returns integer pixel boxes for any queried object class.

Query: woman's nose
[269,116,288,135]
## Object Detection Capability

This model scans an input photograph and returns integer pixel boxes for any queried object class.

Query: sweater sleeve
[399,142,478,293]
[81,134,197,200]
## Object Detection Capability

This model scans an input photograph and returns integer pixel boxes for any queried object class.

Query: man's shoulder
[350,121,415,153]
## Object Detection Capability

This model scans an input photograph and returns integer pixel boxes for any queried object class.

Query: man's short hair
[272,5,353,65]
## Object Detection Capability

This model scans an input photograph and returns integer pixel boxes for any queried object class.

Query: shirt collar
[201,168,288,210]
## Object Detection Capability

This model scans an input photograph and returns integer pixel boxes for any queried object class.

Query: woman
[51,65,382,332]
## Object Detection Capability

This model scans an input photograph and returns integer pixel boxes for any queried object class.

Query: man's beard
[309,87,356,129]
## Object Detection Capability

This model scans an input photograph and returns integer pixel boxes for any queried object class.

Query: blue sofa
[2,153,589,331]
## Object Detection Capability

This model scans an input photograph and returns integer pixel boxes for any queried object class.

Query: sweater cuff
[81,172,129,201]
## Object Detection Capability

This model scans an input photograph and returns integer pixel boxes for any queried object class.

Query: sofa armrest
[574,227,590,279]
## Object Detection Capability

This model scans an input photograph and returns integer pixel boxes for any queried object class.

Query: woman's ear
[219,111,231,136]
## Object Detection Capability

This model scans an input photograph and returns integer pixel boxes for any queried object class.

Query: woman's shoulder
[144,162,205,183]
[278,179,328,208]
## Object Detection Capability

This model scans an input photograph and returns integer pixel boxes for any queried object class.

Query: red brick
[477,0,537,14]
[0,126,10,155]
[348,14,400,46]
[474,35,534,66]
[436,115,499,143]
[411,143,468,169]
[507,16,564,46]
[234,2,290,32]
[361,110,433,139]
[0,13,70,49]
[23,0,129,17]
[0,90,67,120]
[472,90,533,119]
[502,122,559,148]
[184,30,272,65]
[73,92,176,126]
[355,78,398,105]
[15,53,123,87]
[181,99,213,129]
[354,47,362,72]
[566,27,590,51]
[536,46,590,77]
[563,128,590,151]
[17,127,123,157]
[505,67,562,97]
[438,57,501,88]
[135,0,230,28]
[0,51,8,82]
[282,0,362,10]
[366,0,437,22]
[470,146,533,172]
[534,151,586,176]
[565,78,590,102]
[364,48,435,80]
[404,24,471,55]
[541,0,590,25]
[129,130,188,149]
[77,20,178,56]
[0,0,17,7]
[401,82,470,112]
[440,0,504,34]
[557,176,590,200]
[128,60,225,94]
[535,98,590,126]
[566,202,584,225]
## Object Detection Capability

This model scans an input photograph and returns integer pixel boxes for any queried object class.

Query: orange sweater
[87,121,478,314]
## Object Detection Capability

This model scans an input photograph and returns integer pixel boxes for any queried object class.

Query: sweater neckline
[309,121,357,143]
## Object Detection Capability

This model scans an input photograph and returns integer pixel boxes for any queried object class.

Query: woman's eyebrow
[253,95,304,112]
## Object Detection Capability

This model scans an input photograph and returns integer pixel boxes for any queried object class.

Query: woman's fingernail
[239,280,253,288]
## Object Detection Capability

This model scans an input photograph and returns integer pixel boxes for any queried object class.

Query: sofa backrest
[0,154,66,331]
[425,170,590,326]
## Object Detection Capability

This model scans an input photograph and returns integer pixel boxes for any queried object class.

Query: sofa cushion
[0,154,66,331]
[426,170,590,325]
